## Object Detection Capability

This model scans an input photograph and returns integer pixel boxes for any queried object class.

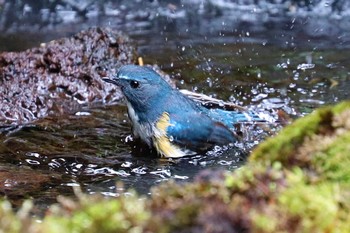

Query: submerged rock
[0,27,134,126]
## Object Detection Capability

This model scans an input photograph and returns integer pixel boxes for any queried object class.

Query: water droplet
[206,77,213,88]
[125,135,134,142]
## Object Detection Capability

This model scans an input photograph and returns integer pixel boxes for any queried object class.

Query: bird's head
[103,65,172,113]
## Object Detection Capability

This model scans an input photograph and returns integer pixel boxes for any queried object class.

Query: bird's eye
[130,80,140,89]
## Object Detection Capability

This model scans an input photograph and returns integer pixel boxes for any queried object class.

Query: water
[0,1,350,212]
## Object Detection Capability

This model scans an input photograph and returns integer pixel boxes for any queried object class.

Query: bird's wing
[164,111,237,151]
[207,108,263,128]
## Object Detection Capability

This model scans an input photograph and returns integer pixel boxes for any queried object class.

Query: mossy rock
[1,101,350,233]
[251,101,350,182]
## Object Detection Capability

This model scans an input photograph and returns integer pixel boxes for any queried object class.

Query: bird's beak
[102,77,119,86]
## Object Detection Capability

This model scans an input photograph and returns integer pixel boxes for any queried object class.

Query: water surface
[0,3,349,212]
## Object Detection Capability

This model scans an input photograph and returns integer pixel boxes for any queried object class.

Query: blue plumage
[103,65,263,158]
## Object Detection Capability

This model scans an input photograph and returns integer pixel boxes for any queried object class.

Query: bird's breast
[126,101,153,146]
[126,104,193,158]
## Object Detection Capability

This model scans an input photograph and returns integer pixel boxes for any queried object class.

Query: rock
[0,27,135,126]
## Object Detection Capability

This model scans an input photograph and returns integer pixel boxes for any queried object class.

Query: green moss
[250,210,278,232]
[250,101,350,166]
[279,171,339,232]
[39,194,149,233]
[312,132,350,182]
[331,101,350,115]
[250,107,326,164]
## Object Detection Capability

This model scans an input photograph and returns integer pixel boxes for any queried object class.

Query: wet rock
[0,27,134,126]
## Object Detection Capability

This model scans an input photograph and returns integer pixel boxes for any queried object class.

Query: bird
[103,65,262,158]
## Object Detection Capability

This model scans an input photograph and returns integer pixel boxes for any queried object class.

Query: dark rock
[0,27,135,126]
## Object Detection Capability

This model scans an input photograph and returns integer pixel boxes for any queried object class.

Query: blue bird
[103,65,262,158]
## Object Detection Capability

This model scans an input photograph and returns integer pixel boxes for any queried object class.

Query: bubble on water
[132,166,147,175]
[100,192,119,197]
[88,167,130,177]
[300,99,325,105]
[65,182,80,187]
[71,163,84,172]
[26,152,40,158]
[121,162,132,168]
[297,63,315,70]
[277,63,288,69]
[48,159,62,169]
[218,160,232,166]
[75,111,91,116]
[25,159,40,165]
[150,169,171,178]
[252,93,268,102]
[174,175,189,180]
